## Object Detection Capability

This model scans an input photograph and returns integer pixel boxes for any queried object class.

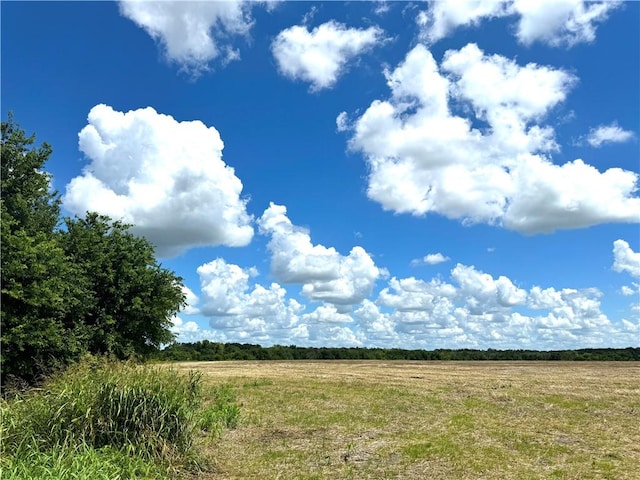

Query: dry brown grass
[172,361,640,479]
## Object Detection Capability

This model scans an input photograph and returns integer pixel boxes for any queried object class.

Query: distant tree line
[154,341,640,362]
[1,114,185,385]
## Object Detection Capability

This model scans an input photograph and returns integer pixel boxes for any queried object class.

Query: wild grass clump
[0,444,164,480]
[0,357,240,477]
[199,384,241,436]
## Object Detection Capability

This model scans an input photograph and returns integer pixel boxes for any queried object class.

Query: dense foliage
[0,357,240,478]
[59,213,183,358]
[156,341,640,362]
[1,115,185,384]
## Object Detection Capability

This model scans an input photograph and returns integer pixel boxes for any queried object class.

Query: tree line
[155,341,640,362]
[1,114,185,385]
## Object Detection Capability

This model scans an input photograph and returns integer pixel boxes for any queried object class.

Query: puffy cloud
[613,239,640,278]
[442,43,575,127]
[196,258,307,344]
[370,264,636,350]
[378,264,528,325]
[170,317,206,344]
[586,123,635,148]
[118,0,254,75]
[353,300,400,344]
[411,252,450,266]
[305,322,362,347]
[418,0,509,43]
[64,105,253,257]
[502,156,640,233]
[512,0,621,47]
[452,263,528,309]
[378,276,457,313]
[258,203,382,305]
[192,257,372,347]
[272,21,385,91]
[170,316,242,345]
[302,304,354,324]
[618,282,639,319]
[346,43,640,234]
[418,0,620,47]
[175,257,637,349]
[181,286,200,315]
[336,111,350,132]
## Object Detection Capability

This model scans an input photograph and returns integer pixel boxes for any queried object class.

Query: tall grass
[0,444,164,480]
[1,357,240,478]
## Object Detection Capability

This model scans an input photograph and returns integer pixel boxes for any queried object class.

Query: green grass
[403,437,463,460]
[0,444,163,480]
[0,357,240,479]
[171,360,640,480]
[199,384,241,435]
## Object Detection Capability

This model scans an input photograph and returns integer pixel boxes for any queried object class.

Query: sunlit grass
[172,360,640,480]
[0,357,240,479]
[0,444,163,480]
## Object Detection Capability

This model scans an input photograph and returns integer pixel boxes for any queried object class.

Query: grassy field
[171,361,640,480]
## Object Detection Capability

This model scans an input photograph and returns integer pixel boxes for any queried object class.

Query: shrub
[1,356,240,476]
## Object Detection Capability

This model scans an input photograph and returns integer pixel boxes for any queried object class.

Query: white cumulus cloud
[418,0,509,43]
[172,257,638,349]
[258,202,382,305]
[378,276,457,313]
[272,20,385,91]
[418,0,621,47]
[119,0,254,75]
[345,43,640,234]
[196,258,308,344]
[613,239,640,278]
[191,257,373,347]
[64,104,254,257]
[586,123,635,148]
[372,264,637,350]
[452,263,528,310]
[512,0,621,47]
[302,304,354,324]
[181,285,200,315]
[353,299,400,344]
[411,252,450,266]
[170,316,204,343]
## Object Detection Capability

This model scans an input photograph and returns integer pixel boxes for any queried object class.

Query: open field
[172,361,640,480]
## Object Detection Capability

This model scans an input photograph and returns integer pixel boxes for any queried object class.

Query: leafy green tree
[60,213,186,358]
[1,114,86,383]
[1,113,59,235]
[2,114,186,384]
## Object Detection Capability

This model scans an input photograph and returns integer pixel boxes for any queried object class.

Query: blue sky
[2,0,639,350]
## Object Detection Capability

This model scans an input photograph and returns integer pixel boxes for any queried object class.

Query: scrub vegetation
[0,358,240,479]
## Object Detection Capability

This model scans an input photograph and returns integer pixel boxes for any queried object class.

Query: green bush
[0,357,240,477]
